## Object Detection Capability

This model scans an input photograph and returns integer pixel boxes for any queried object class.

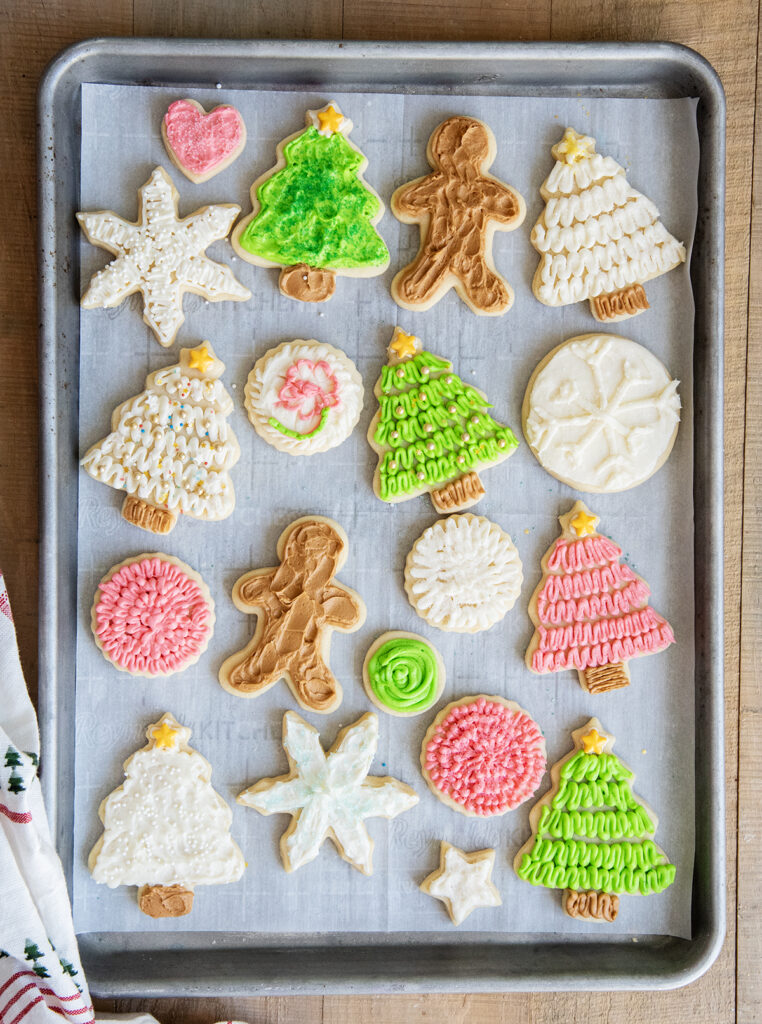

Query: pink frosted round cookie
[91,554,215,677]
[162,99,246,184]
[420,695,546,817]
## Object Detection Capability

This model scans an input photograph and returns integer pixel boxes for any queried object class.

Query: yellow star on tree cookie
[317,104,345,136]
[389,328,420,361]
[570,507,599,537]
[152,720,179,749]
[581,728,607,755]
[552,127,596,165]
[187,344,215,372]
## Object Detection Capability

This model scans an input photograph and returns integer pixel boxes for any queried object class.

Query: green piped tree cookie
[368,327,519,513]
[232,103,389,303]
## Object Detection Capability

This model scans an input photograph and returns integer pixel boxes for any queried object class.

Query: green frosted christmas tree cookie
[232,103,389,303]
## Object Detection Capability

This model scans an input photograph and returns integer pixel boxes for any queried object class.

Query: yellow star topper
[152,720,179,749]
[317,104,345,136]
[187,344,215,373]
[389,328,420,362]
[552,127,596,165]
[570,508,600,537]
[581,728,608,755]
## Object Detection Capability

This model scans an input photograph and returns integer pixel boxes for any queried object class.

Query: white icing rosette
[404,514,523,633]
[244,340,364,455]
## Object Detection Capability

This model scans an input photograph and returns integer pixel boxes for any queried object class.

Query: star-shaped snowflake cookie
[77,166,251,347]
[238,711,418,874]
[420,841,502,926]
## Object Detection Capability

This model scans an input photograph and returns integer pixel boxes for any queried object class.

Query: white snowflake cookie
[244,340,364,455]
[404,514,523,633]
[522,333,681,493]
[237,711,418,874]
[77,166,251,348]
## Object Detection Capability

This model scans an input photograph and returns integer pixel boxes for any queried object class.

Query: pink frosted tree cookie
[420,695,546,817]
[91,554,215,677]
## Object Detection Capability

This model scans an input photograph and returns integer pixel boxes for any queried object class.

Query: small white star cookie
[420,841,502,926]
[238,711,418,874]
[77,166,251,347]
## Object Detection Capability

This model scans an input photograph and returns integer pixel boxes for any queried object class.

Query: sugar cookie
[362,631,445,717]
[162,99,246,183]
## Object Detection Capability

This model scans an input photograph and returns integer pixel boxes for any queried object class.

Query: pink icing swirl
[94,556,212,676]
[276,359,341,421]
[546,536,622,572]
[163,100,244,176]
[424,697,546,816]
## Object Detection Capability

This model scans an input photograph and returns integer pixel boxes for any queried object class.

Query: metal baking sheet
[37,39,725,995]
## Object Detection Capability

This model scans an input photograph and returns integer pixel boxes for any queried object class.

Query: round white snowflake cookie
[404,514,523,633]
[244,340,364,455]
[522,333,681,493]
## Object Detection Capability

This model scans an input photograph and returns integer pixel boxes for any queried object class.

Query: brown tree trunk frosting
[138,884,194,918]
[591,283,649,321]
[279,264,336,303]
[431,471,485,513]
[565,889,619,922]
[582,662,630,694]
[122,496,176,535]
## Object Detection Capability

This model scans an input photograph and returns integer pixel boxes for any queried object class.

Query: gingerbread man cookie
[218,516,366,713]
[391,116,526,315]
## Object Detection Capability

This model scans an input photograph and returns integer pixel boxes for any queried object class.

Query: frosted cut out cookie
[405,514,523,633]
[391,116,525,315]
[238,711,418,874]
[420,842,502,926]
[514,718,676,922]
[77,166,250,347]
[232,103,389,303]
[81,343,240,535]
[219,516,365,713]
[421,695,546,817]
[368,327,519,513]
[91,554,214,677]
[162,99,246,184]
[523,334,680,493]
[245,340,363,455]
[526,501,675,694]
[531,127,686,322]
[362,631,445,717]
[89,713,245,917]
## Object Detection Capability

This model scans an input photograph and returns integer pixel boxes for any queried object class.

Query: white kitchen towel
[0,571,94,1024]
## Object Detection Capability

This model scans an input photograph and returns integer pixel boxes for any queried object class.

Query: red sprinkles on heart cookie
[92,554,215,677]
[421,695,546,816]
[162,99,246,184]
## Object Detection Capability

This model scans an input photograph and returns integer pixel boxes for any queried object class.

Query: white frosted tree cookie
[420,842,502,926]
[237,711,418,874]
[88,712,245,918]
[244,339,363,455]
[391,116,526,315]
[405,514,523,633]
[362,631,445,717]
[522,333,681,493]
[81,343,240,535]
[232,103,389,303]
[77,166,250,347]
[531,127,686,322]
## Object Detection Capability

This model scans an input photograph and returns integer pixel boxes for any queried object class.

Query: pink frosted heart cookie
[162,99,246,184]
[91,554,215,677]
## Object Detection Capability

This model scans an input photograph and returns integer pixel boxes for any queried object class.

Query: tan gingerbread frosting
[218,516,366,713]
[391,116,526,315]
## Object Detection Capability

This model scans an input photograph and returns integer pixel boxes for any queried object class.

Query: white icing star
[421,842,502,926]
[238,712,418,874]
[78,166,251,347]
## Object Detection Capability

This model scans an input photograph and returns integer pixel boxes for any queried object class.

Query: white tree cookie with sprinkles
[91,553,215,677]
[77,166,251,347]
[405,514,523,633]
[244,339,364,455]
[81,342,240,535]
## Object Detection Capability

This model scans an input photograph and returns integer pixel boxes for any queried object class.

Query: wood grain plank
[131,0,343,38]
[342,0,551,41]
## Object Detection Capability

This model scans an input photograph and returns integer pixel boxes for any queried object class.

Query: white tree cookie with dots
[522,333,680,493]
[88,712,245,918]
[238,711,418,875]
[77,166,251,347]
[404,514,523,633]
[81,342,240,535]
[531,127,686,322]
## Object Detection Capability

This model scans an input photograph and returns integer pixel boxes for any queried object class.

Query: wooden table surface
[1,0,758,1020]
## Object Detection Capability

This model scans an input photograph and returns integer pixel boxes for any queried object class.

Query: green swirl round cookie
[363,632,444,716]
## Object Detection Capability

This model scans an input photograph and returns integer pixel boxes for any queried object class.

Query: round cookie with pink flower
[244,340,364,456]
[420,695,546,817]
[91,554,215,677]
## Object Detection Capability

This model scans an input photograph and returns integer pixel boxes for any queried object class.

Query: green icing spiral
[367,636,439,713]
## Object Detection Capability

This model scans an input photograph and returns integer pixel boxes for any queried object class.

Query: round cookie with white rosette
[404,514,523,634]
[245,340,364,455]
